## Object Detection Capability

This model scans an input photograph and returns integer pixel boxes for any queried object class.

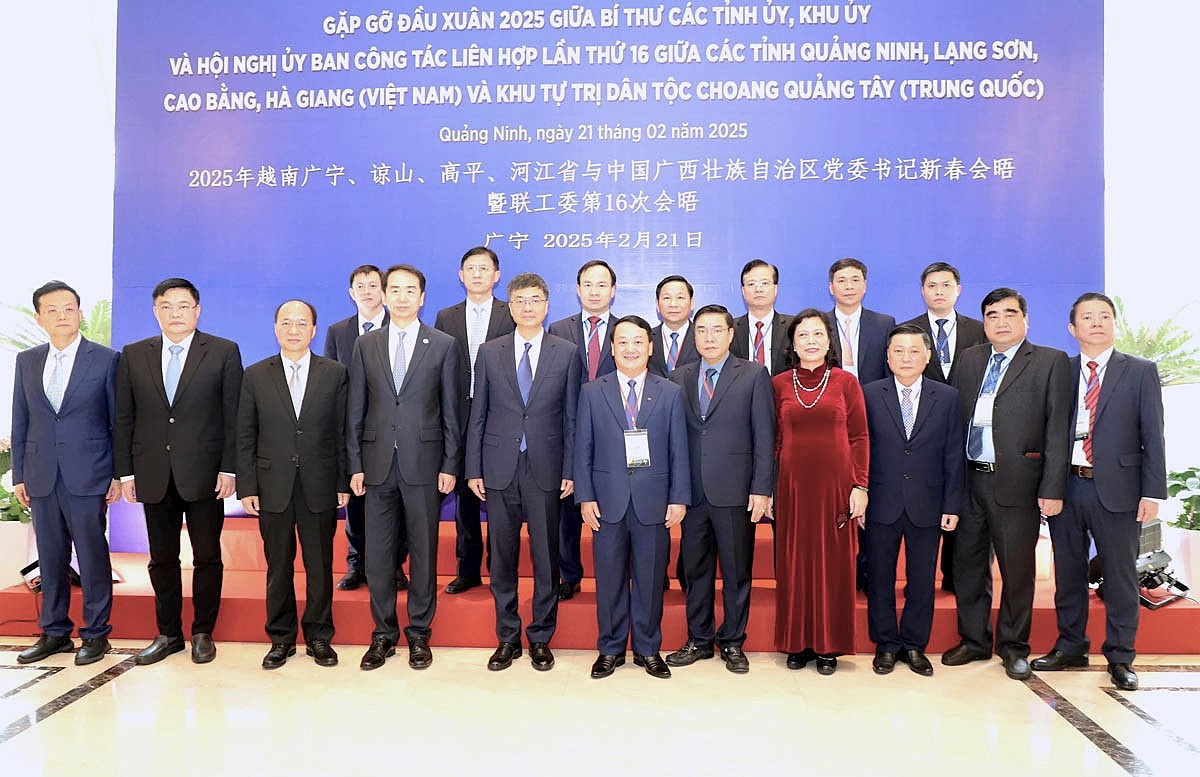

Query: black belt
[1070,465,1094,479]
[968,460,996,473]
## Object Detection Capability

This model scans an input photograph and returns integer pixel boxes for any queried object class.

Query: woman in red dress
[772,309,869,674]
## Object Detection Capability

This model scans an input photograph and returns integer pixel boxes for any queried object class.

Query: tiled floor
[1,639,1197,776]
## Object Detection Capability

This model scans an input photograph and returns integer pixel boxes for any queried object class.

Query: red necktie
[587,316,601,381]
[753,321,765,366]
[1082,360,1099,464]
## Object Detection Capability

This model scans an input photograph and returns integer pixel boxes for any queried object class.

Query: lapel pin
[422,338,429,344]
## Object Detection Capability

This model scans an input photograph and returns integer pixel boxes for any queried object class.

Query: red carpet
[2,518,1196,654]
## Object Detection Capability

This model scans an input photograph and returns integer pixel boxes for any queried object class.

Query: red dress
[772,366,869,655]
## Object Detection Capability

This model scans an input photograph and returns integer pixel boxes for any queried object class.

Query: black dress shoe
[306,639,338,667]
[530,642,555,671]
[873,651,896,675]
[408,638,433,669]
[720,646,750,674]
[337,568,365,590]
[1109,663,1138,690]
[17,634,74,664]
[633,653,672,679]
[665,640,714,667]
[395,568,409,591]
[786,650,815,670]
[1004,655,1032,681]
[191,633,217,664]
[815,655,838,675]
[487,641,522,671]
[75,637,111,666]
[557,581,581,600]
[1031,650,1089,672]
[360,635,395,670]
[445,576,483,594]
[900,649,934,677]
[941,643,992,666]
[262,642,296,670]
[135,634,186,666]
[590,653,625,678]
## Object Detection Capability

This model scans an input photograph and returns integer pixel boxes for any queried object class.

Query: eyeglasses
[694,326,729,337]
[511,297,547,308]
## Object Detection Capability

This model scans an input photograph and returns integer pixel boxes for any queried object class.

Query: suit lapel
[910,381,936,439]
[373,328,398,398]
[147,337,171,407]
[265,356,298,422]
[497,335,521,400]
[995,341,1033,397]
[28,345,52,411]
[59,339,96,411]
[1095,351,1126,420]
[486,298,511,339]
[706,359,740,417]
[881,380,906,439]
[600,374,630,428]
[635,375,661,429]
[679,362,703,418]
[174,332,209,403]
[527,336,563,406]
[399,324,434,394]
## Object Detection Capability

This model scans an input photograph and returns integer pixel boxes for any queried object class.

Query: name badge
[973,393,995,427]
[1074,405,1090,441]
[624,429,651,468]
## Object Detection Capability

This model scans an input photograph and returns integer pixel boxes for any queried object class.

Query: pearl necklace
[791,366,830,409]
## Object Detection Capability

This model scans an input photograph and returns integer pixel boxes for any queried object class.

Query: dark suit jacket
[549,312,615,381]
[346,322,464,486]
[12,338,120,498]
[647,323,700,378]
[827,307,896,384]
[236,354,348,513]
[671,356,775,508]
[863,378,966,527]
[113,331,243,503]
[465,333,580,491]
[1069,351,1167,512]
[731,312,792,376]
[902,312,986,384]
[434,298,515,388]
[574,372,691,525]
[951,340,1072,506]
[323,310,389,368]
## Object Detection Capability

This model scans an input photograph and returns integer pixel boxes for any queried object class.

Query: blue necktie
[625,379,638,430]
[901,386,914,439]
[362,321,374,334]
[700,367,716,417]
[517,342,533,451]
[667,332,679,372]
[935,318,950,364]
[392,331,407,393]
[967,353,1006,459]
[47,352,66,412]
[165,344,183,404]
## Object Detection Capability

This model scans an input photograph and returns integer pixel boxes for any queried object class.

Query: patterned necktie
[518,342,533,451]
[753,321,765,366]
[362,321,374,334]
[935,318,951,364]
[468,305,487,397]
[1082,360,1100,464]
[967,353,1006,459]
[839,319,855,367]
[289,362,303,417]
[165,344,183,404]
[625,379,639,429]
[700,367,717,417]
[587,316,602,381]
[901,386,914,439]
[47,351,66,412]
[667,332,679,372]
[392,331,407,393]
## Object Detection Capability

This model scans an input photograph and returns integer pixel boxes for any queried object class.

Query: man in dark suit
[1032,293,1167,691]
[238,300,349,670]
[901,261,986,593]
[548,259,617,600]
[322,264,405,592]
[664,305,774,674]
[647,275,699,378]
[12,281,120,667]
[466,273,580,672]
[945,288,1072,681]
[575,315,691,680]
[863,324,965,677]
[731,259,791,376]
[348,264,464,671]
[434,246,515,595]
[115,278,243,666]
[826,257,895,385]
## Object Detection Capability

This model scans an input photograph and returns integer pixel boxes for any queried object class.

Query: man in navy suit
[322,264,405,592]
[827,257,895,385]
[901,261,987,594]
[347,264,464,671]
[434,246,515,595]
[863,324,965,677]
[12,281,120,666]
[647,275,699,378]
[731,259,791,376]
[575,315,691,679]
[664,305,774,674]
[548,259,618,600]
[466,273,580,672]
[1031,293,1167,691]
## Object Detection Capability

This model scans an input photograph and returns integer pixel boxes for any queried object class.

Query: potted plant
[1163,467,1200,586]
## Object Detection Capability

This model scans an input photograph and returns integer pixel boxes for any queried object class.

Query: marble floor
[1,639,1197,777]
